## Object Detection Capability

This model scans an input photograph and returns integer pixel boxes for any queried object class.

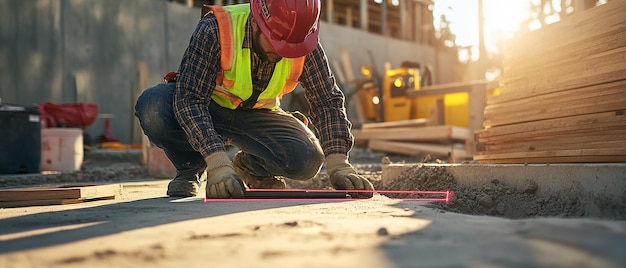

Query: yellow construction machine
[351,61,474,128]
[353,61,423,123]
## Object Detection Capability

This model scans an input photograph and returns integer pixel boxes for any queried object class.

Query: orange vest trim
[213,87,243,107]
[209,6,233,71]
[281,57,306,95]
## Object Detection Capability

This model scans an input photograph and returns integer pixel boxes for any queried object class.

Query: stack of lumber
[352,119,471,160]
[0,184,123,208]
[474,0,626,164]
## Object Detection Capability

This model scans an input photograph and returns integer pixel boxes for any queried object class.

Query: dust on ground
[381,160,586,219]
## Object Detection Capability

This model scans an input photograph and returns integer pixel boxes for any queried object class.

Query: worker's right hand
[204,151,246,198]
[326,154,375,199]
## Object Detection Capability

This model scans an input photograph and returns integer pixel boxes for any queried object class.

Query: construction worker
[134,0,374,198]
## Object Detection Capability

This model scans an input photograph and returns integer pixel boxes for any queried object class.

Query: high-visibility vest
[208,4,306,110]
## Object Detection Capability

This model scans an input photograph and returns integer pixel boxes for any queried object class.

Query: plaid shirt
[174,12,353,159]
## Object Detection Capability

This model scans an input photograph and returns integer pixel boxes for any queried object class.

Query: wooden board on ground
[361,118,430,129]
[0,184,123,208]
[368,140,470,159]
[353,125,469,142]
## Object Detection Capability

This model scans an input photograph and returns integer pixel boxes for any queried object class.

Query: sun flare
[434,0,532,59]
[482,0,532,53]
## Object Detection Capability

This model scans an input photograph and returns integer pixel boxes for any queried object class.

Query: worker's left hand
[326,154,375,198]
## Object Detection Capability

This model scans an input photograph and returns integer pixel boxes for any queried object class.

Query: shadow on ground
[0,196,338,254]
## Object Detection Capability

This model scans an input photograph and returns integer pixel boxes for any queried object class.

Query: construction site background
[0,0,465,145]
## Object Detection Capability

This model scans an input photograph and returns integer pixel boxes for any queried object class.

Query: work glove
[205,151,246,198]
[326,154,375,198]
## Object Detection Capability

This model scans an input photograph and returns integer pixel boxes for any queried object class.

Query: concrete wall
[0,0,456,144]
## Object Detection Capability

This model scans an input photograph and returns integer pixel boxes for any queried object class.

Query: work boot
[232,152,286,189]
[166,171,204,197]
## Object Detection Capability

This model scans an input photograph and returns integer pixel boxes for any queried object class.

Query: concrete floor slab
[1,179,625,267]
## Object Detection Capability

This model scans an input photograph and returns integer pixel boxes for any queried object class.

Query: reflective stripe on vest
[208,4,306,110]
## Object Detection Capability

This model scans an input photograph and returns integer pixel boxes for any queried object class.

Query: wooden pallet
[0,184,123,208]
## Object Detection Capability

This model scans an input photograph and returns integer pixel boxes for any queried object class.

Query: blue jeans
[134,83,324,181]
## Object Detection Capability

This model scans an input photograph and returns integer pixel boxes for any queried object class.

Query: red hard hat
[250,0,320,58]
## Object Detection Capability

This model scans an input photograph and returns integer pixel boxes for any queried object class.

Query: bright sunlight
[434,0,532,61]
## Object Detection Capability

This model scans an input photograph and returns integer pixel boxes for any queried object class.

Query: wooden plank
[485,79,626,113]
[0,184,123,202]
[478,123,626,145]
[361,118,430,129]
[475,111,626,142]
[477,138,626,155]
[1,199,85,208]
[369,140,469,158]
[484,92,626,127]
[406,79,492,97]
[502,46,626,85]
[503,30,626,77]
[476,111,626,139]
[500,60,626,99]
[0,196,118,208]
[478,125,626,145]
[486,100,626,128]
[477,130,626,150]
[494,49,626,104]
[473,147,626,161]
[352,125,469,142]
[476,155,626,164]
[77,184,122,199]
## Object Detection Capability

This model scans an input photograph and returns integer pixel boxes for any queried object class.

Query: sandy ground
[1,178,626,268]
